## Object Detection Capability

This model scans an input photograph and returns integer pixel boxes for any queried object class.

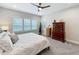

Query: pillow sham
[0,48,3,55]
[2,34,13,47]
[0,34,13,53]
[0,28,3,33]
[0,32,6,39]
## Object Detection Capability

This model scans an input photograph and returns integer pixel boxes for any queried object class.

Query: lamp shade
[1,26,8,30]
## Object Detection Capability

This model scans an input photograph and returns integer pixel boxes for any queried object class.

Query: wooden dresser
[51,21,65,42]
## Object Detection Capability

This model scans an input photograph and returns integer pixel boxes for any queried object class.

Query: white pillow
[2,34,13,47]
[0,28,3,33]
[0,32,6,39]
[0,48,3,55]
[0,34,13,53]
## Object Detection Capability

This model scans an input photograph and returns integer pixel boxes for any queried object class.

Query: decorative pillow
[0,34,13,53]
[9,33,19,44]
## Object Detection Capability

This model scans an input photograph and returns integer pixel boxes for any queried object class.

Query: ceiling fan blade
[31,3,50,11]
[31,3,40,7]
[41,5,50,9]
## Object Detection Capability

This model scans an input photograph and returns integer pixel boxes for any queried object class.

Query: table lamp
[1,26,8,32]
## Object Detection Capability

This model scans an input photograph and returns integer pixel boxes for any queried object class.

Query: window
[13,18,23,32]
[24,19,31,31]
[12,17,38,33]
[32,20,37,30]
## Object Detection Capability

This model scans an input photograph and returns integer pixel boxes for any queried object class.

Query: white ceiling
[0,3,79,16]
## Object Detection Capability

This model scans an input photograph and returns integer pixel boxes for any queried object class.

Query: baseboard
[66,39,79,45]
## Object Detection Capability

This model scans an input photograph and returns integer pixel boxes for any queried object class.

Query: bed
[3,33,50,55]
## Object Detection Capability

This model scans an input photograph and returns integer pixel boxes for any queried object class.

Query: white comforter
[3,33,50,55]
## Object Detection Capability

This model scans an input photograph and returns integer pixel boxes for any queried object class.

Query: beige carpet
[41,37,79,55]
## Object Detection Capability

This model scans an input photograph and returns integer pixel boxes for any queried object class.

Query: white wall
[42,6,79,44]
[0,7,41,33]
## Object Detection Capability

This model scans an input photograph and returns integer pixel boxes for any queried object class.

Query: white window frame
[12,17,38,33]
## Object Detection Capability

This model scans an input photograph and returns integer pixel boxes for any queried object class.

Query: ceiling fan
[31,3,50,11]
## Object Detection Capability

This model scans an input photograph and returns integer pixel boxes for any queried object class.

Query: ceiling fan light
[38,8,42,11]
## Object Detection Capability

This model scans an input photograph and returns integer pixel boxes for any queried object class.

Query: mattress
[3,33,50,55]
